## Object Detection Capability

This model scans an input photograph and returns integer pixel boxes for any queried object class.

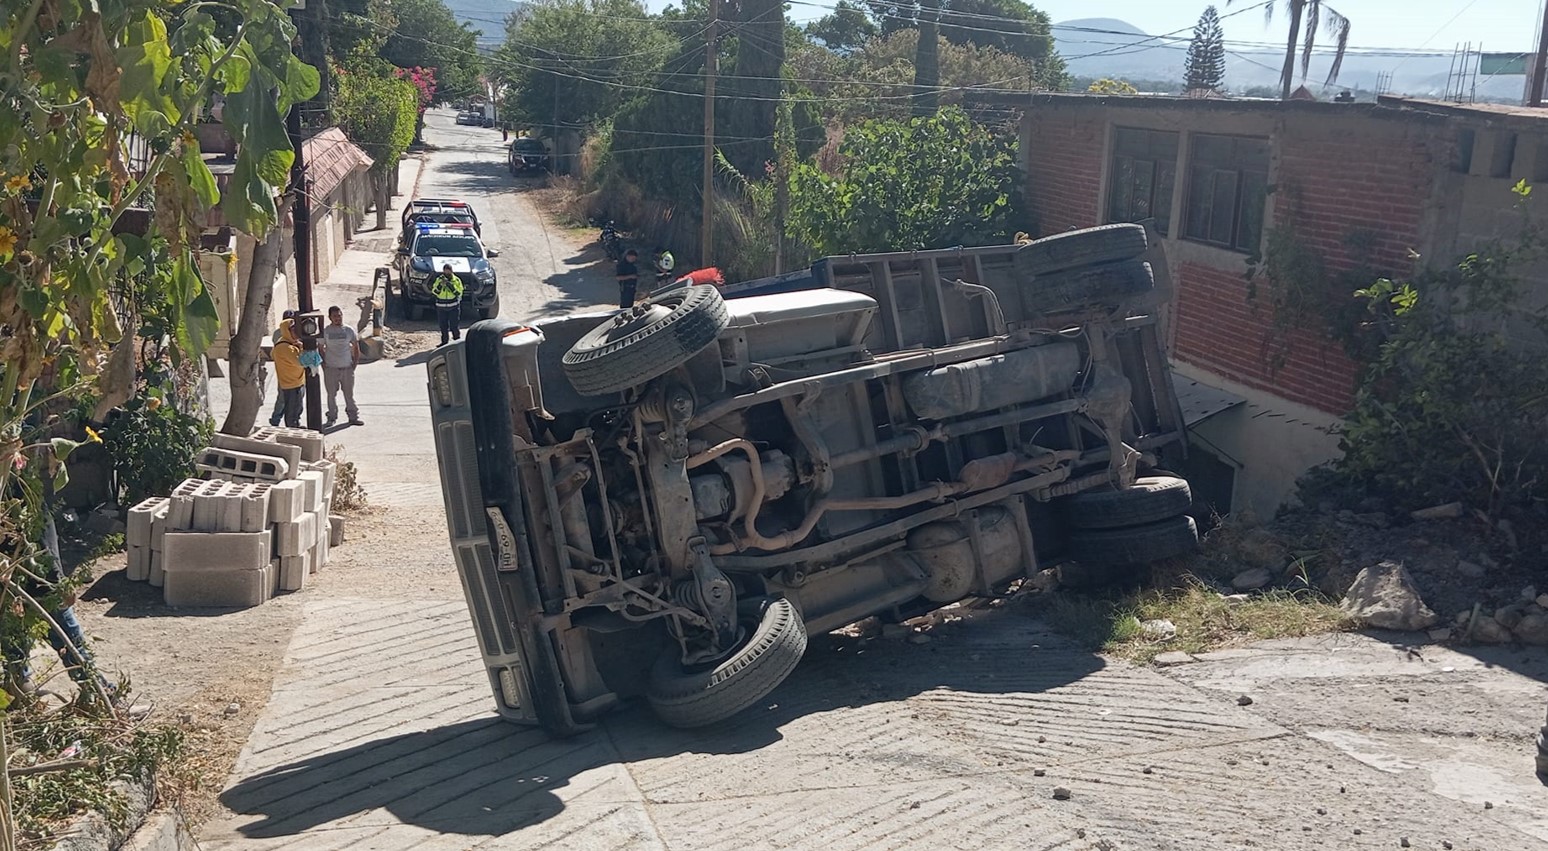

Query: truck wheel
[479,299,500,320]
[562,284,729,396]
[1014,223,1147,276]
[1020,258,1154,315]
[1068,514,1198,567]
[1066,476,1192,530]
[647,597,807,729]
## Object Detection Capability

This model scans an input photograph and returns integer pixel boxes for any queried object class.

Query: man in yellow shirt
[269,318,305,428]
[430,264,465,346]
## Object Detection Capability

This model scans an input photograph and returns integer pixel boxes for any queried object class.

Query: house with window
[1018,94,1548,517]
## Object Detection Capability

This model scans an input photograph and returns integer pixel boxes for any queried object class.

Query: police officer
[430,263,464,346]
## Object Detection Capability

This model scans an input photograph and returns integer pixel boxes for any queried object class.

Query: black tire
[1021,258,1154,315]
[1066,476,1192,530]
[647,597,808,728]
[1014,223,1148,277]
[1069,515,1198,567]
[479,300,499,320]
[562,284,729,396]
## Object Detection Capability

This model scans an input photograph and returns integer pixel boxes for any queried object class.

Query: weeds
[325,445,367,512]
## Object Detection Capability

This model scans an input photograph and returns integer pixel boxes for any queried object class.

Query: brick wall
[1023,108,1104,235]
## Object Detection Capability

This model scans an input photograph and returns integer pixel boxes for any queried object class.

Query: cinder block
[168,478,204,530]
[279,551,311,591]
[239,484,272,533]
[309,535,328,573]
[191,480,239,533]
[149,502,169,552]
[250,426,324,462]
[268,479,305,523]
[196,447,289,482]
[163,530,271,572]
[127,497,169,551]
[148,551,164,587]
[302,459,336,500]
[328,514,344,547]
[127,545,149,582]
[274,512,317,557]
[163,564,271,608]
[297,470,325,513]
[211,433,302,479]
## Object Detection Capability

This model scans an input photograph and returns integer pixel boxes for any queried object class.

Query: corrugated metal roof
[303,127,373,200]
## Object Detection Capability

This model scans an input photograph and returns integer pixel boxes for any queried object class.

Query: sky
[1030,0,1530,53]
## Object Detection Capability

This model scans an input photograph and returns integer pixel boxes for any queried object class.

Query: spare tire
[1069,514,1199,567]
[647,597,808,728]
[1020,259,1154,315]
[562,284,729,396]
[1067,475,1193,530]
[1014,223,1148,277]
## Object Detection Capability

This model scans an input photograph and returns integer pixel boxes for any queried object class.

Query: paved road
[201,110,1548,851]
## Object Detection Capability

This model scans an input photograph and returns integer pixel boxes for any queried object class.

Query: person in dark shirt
[616,249,639,309]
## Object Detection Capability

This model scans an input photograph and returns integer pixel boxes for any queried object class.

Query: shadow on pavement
[217,603,1102,840]
[425,158,517,196]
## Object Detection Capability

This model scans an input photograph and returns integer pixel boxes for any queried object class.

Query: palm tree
[1231,0,1351,100]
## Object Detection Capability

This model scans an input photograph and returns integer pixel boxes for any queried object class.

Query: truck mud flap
[464,319,589,737]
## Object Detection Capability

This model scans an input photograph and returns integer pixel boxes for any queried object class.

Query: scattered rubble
[1337,561,1438,631]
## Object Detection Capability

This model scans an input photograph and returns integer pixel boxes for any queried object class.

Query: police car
[392,222,502,321]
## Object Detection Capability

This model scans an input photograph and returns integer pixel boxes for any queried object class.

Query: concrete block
[149,503,169,552]
[127,545,149,582]
[268,479,305,523]
[148,551,164,587]
[164,564,271,608]
[211,432,302,479]
[297,470,325,513]
[279,551,311,591]
[239,483,272,533]
[328,514,345,547]
[189,479,239,532]
[274,512,317,557]
[302,459,336,500]
[163,530,271,572]
[309,535,327,573]
[250,426,324,462]
[127,497,169,551]
[167,478,204,530]
[195,446,289,482]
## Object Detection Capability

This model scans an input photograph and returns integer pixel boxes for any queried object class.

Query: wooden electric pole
[701,0,719,265]
[1533,0,1548,106]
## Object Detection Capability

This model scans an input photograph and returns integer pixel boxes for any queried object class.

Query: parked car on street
[508,137,550,175]
[392,223,501,321]
[427,223,1194,736]
[455,110,481,126]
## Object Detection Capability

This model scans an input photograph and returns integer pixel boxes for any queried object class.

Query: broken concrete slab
[1339,561,1438,631]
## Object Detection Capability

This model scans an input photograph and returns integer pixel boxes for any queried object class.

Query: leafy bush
[1320,181,1548,521]
[101,396,212,505]
[787,106,1026,255]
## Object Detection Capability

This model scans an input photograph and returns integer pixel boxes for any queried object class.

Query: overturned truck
[428,223,1196,736]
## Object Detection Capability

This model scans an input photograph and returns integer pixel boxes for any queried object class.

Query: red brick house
[1019,94,1548,516]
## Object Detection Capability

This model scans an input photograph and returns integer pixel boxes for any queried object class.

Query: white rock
[1139,619,1177,641]
[1514,613,1548,646]
[1427,627,1453,642]
[1339,561,1438,631]
[1470,615,1513,644]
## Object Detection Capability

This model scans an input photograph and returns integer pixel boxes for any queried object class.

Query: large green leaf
[222,60,294,186]
[116,12,180,135]
[218,155,279,234]
[180,141,219,209]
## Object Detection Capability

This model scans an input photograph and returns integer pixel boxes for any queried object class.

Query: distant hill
[1054,17,1531,102]
[444,0,522,48]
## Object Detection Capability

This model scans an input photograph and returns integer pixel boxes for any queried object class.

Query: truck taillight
[498,667,523,709]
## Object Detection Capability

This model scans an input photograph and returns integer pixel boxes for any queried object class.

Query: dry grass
[1038,578,1356,665]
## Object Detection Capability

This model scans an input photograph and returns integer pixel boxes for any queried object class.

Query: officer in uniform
[430,263,465,346]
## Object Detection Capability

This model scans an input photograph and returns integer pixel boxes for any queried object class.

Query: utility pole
[287,103,323,432]
[701,0,719,265]
[1532,0,1548,106]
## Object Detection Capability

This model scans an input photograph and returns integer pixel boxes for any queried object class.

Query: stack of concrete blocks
[159,478,276,607]
[120,426,345,607]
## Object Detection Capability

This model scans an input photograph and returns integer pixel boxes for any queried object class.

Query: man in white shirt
[321,305,363,426]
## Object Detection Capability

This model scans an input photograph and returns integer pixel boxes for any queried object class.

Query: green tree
[1088,77,1137,94]
[381,0,482,102]
[0,0,312,821]
[813,30,1043,124]
[1184,6,1227,92]
[787,106,1025,255]
[334,68,419,229]
[1229,0,1350,100]
[497,0,673,135]
[806,0,879,54]
[870,0,1064,81]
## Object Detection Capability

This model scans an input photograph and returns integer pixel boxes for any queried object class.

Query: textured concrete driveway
[200,110,1548,851]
